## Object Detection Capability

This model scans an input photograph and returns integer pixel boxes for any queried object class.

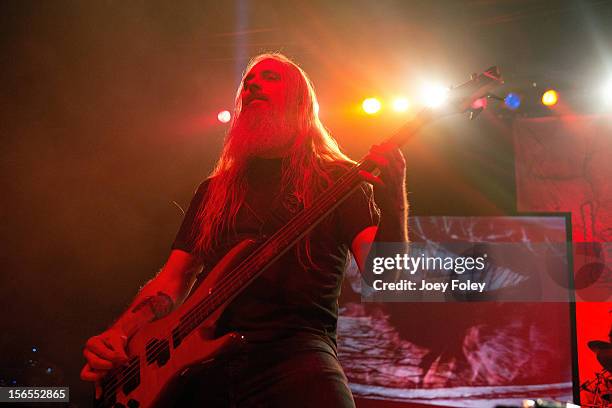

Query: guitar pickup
[145,338,170,367]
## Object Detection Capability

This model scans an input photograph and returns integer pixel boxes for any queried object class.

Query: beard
[225,103,297,163]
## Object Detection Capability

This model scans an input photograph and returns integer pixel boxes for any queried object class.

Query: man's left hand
[358,142,407,215]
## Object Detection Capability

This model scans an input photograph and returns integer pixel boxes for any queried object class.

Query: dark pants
[173,333,356,407]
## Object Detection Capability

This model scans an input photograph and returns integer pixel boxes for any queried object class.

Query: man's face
[240,59,288,113]
[228,59,298,159]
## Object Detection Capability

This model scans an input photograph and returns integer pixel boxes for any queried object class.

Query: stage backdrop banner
[513,114,612,401]
[513,114,611,244]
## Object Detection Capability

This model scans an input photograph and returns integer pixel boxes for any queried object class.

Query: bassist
[80,53,408,407]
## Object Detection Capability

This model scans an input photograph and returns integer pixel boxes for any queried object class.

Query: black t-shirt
[172,157,379,346]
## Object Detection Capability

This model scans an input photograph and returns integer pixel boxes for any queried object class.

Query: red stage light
[471,97,488,110]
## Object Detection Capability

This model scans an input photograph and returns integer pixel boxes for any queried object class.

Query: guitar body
[95,238,257,408]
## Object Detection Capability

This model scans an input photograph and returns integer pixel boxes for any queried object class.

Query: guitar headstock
[386,66,504,148]
[442,66,504,118]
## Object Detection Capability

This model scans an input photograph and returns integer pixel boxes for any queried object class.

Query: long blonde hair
[193,53,353,263]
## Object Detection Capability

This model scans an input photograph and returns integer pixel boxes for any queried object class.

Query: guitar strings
[100,161,369,402]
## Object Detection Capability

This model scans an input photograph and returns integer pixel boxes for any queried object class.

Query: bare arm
[351,207,408,285]
[111,249,204,337]
[81,249,203,385]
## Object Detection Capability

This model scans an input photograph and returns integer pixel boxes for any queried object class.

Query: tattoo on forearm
[131,291,174,320]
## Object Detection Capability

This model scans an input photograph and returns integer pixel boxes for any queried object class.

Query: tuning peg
[485,93,504,101]
[469,107,483,120]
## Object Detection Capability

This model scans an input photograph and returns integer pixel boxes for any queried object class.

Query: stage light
[392,97,410,112]
[421,82,449,108]
[542,90,558,106]
[362,98,381,114]
[504,93,521,110]
[471,97,487,110]
[217,110,231,123]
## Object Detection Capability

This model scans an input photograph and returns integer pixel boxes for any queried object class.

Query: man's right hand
[79,250,201,397]
[80,327,130,390]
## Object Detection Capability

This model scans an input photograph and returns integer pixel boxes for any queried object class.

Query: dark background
[1,1,611,406]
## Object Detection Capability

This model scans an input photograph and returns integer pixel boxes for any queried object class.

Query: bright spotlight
[392,97,410,112]
[541,90,559,107]
[217,110,231,123]
[362,98,381,114]
[421,83,449,108]
[504,93,521,110]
